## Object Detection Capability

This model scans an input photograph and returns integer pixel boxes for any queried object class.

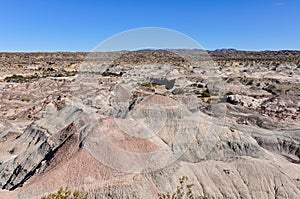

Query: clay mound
[80,115,160,154]
[17,146,135,199]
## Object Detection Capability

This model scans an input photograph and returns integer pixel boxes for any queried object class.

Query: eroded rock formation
[0,50,299,198]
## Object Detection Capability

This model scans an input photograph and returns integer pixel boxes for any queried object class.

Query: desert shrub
[141,82,156,88]
[158,176,206,199]
[4,74,24,82]
[21,97,30,102]
[4,74,39,83]
[41,187,88,199]
[201,97,211,104]
[200,91,211,98]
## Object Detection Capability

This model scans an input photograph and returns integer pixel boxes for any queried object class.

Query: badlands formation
[0,50,299,198]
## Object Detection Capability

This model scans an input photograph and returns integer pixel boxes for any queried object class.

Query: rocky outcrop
[0,105,83,190]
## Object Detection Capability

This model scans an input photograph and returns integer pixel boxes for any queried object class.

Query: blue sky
[0,0,299,51]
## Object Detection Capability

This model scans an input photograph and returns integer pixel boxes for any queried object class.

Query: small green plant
[41,187,88,199]
[141,82,157,88]
[158,176,206,199]
[141,82,152,87]
[200,91,211,98]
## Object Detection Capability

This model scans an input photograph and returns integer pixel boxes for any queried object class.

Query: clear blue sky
[0,0,299,52]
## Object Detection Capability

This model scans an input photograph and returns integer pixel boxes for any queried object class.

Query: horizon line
[1,48,300,53]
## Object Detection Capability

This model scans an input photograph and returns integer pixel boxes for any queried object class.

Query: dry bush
[41,187,88,199]
[158,176,206,199]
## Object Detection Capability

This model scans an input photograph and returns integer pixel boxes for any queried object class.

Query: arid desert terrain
[0,49,299,198]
